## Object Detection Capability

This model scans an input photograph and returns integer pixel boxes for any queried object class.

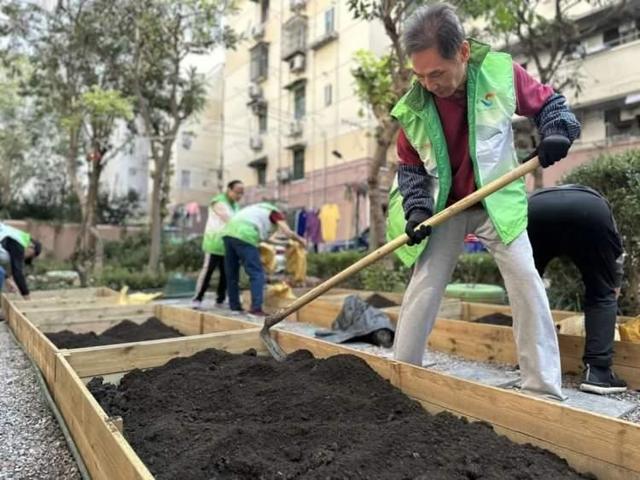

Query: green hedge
[98,266,168,291]
[104,231,203,273]
[307,251,502,292]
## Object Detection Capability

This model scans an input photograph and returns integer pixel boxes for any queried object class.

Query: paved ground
[0,321,80,480]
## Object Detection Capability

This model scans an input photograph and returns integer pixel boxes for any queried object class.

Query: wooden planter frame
[3,289,640,479]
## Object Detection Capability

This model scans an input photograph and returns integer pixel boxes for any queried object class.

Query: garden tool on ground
[260,157,542,360]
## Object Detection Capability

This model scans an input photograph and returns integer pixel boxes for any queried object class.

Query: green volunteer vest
[387,39,527,267]
[0,223,31,248]
[220,202,280,249]
[202,193,239,255]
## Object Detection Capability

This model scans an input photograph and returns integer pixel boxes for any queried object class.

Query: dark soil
[364,293,399,309]
[89,348,593,480]
[474,313,513,326]
[46,317,183,349]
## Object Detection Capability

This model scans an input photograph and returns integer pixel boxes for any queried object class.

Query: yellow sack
[619,318,640,343]
[285,241,307,284]
[117,286,162,305]
[259,242,277,274]
[265,281,296,300]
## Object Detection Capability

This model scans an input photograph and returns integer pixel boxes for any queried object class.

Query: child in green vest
[389,4,580,400]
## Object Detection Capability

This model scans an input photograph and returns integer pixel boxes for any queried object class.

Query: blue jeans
[0,266,5,292]
[223,236,264,311]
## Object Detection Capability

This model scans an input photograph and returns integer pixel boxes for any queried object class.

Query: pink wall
[4,220,144,261]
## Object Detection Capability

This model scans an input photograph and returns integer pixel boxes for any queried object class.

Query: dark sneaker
[248,309,267,317]
[580,364,627,395]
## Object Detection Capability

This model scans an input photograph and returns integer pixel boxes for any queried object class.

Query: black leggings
[193,254,226,303]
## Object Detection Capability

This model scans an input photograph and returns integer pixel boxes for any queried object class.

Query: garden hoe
[260,156,541,360]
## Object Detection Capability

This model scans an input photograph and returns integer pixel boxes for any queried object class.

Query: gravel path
[0,321,80,480]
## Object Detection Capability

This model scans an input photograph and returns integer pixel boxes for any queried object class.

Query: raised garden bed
[88,347,588,480]
[4,289,640,479]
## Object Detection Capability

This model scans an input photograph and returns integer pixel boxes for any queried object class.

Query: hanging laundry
[319,203,340,243]
[305,209,323,248]
[296,208,307,236]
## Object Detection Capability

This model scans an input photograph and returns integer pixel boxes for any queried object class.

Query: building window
[605,106,640,140]
[293,83,306,119]
[258,104,268,133]
[256,164,267,185]
[260,0,269,23]
[325,7,335,35]
[250,42,269,82]
[180,169,191,189]
[282,14,307,60]
[292,147,305,180]
[324,84,332,106]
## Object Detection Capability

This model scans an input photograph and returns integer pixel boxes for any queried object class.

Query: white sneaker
[191,300,202,310]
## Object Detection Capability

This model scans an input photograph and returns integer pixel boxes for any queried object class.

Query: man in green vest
[192,180,244,309]
[0,223,42,301]
[388,4,581,400]
[222,202,305,316]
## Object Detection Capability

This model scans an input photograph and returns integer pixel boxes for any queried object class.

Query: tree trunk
[148,158,165,274]
[73,158,102,286]
[533,166,544,189]
[367,122,399,250]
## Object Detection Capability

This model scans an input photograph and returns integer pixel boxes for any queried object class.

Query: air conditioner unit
[251,23,265,40]
[248,82,263,99]
[289,120,303,136]
[250,135,264,151]
[277,167,292,182]
[290,54,306,72]
[290,0,306,11]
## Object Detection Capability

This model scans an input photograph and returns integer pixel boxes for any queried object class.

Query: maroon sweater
[397,63,554,204]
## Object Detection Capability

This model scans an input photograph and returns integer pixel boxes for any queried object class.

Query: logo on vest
[480,92,495,107]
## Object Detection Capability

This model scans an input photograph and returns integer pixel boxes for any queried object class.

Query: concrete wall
[4,220,144,261]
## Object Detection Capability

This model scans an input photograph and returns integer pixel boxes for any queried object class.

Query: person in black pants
[528,184,627,394]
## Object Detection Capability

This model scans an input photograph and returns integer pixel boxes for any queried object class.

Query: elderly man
[387,3,580,399]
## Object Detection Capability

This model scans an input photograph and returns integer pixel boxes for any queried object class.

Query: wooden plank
[66,329,266,377]
[9,308,58,385]
[53,353,153,479]
[13,296,121,311]
[24,305,155,326]
[155,304,203,335]
[201,312,259,333]
[272,330,640,480]
[41,315,152,335]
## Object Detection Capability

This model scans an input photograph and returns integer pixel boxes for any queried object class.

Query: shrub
[451,253,503,286]
[97,266,168,291]
[164,237,203,272]
[307,251,365,279]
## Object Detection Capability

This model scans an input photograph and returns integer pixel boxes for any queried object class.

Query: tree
[0,59,37,210]
[348,1,417,250]
[459,0,623,187]
[115,0,238,273]
[1,1,133,284]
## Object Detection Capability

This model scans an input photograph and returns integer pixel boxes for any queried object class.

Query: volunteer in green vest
[0,223,42,301]
[388,4,581,400]
[222,202,305,316]
[192,180,244,309]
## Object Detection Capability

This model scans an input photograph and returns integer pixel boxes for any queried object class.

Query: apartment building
[222,0,389,242]
[514,1,640,186]
[171,58,225,207]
